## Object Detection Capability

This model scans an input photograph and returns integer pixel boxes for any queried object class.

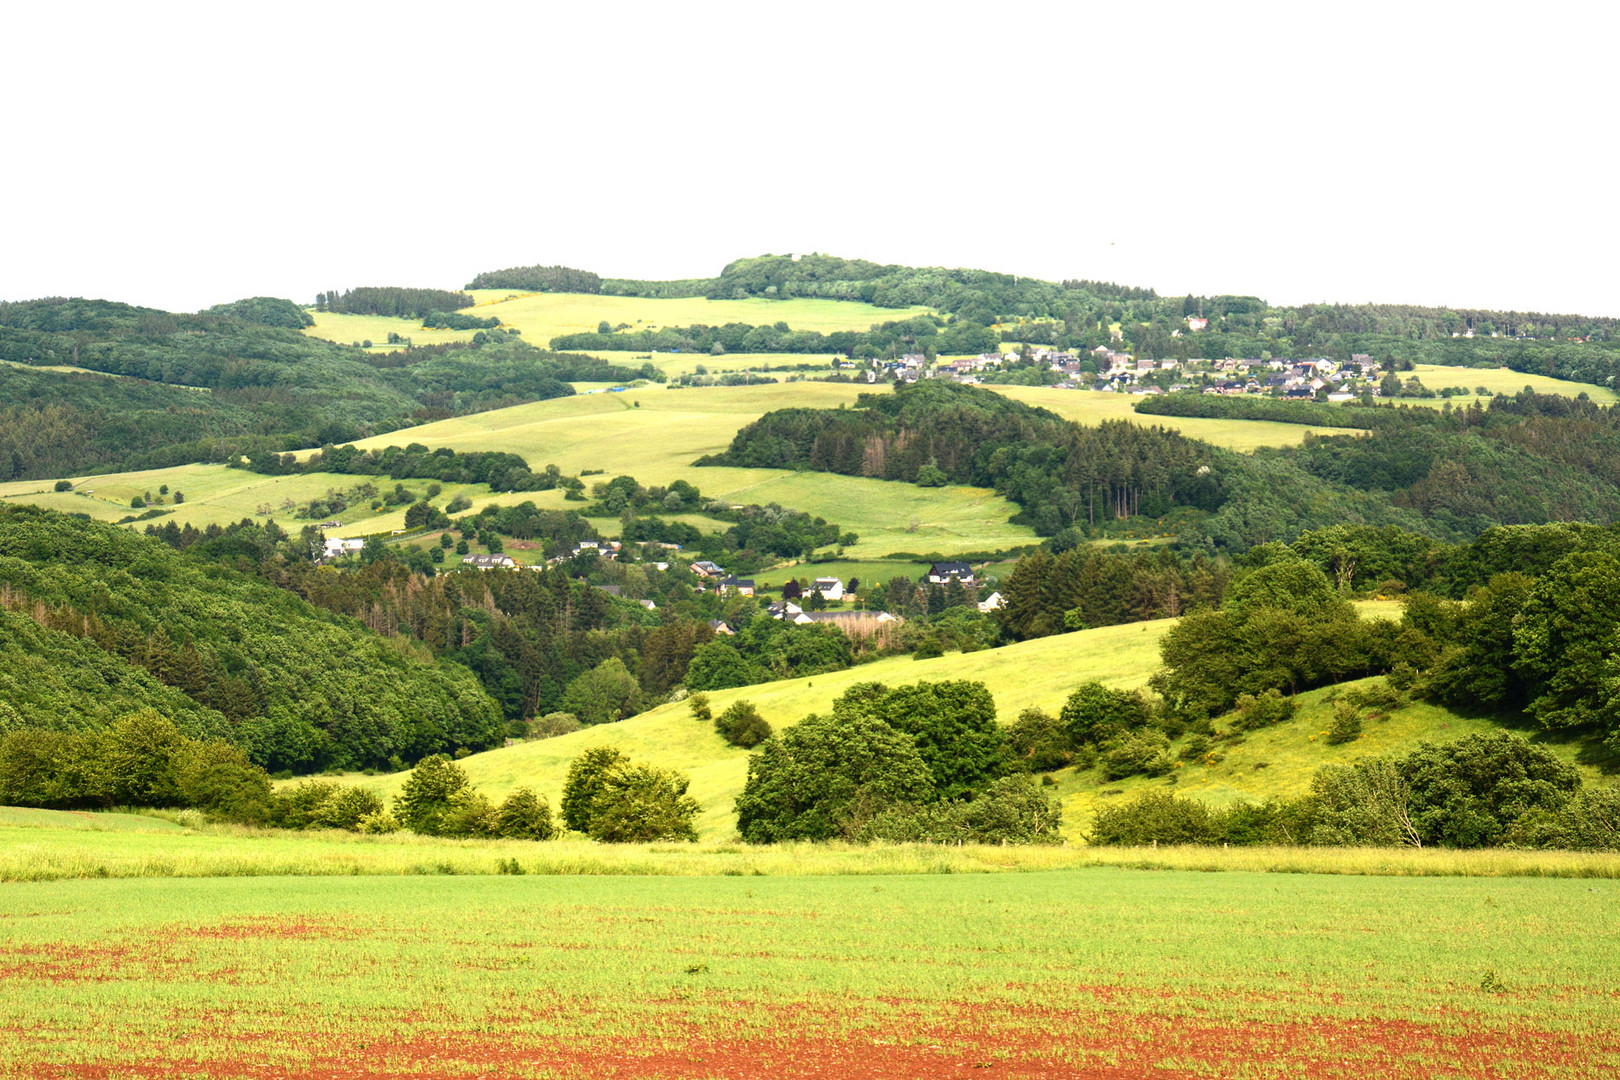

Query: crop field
[302,311,472,351]
[985,385,1358,449]
[607,351,843,378]
[339,384,1038,558]
[460,290,932,344]
[748,559,934,589]
[1403,364,1618,408]
[2,861,1617,1078]
[0,465,499,539]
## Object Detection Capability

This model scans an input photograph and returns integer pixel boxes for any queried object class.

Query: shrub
[496,787,556,840]
[393,754,471,835]
[560,747,626,833]
[586,763,700,842]
[1060,682,1150,747]
[440,789,500,838]
[734,712,935,843]
[530,712,582,739]
[314,786,384,830]
[858,775,1062,845]
[54,480,72,492]
[358,809,400,834]
[1231,688,1296,731]
[1008,707,1071,772]
[1090,790,1224,846]
[1326,701,1363,744]
[687,693,712,722]
[715,701,773,748]
[1098,730,1173,781]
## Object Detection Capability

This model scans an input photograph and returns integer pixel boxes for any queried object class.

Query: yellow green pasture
[986,385,1357,450]
[460,290,930,344]
[1403,363,1618,409]
[0,466,499,540]
[310,617,1176,840]
[340,383,1037,558]
[302,311,471,351]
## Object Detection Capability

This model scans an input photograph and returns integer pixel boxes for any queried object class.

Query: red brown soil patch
[26,1003,1620,1080]
[179,916,357,941]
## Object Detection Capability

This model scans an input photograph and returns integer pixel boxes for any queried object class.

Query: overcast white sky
[4,2,1616,316]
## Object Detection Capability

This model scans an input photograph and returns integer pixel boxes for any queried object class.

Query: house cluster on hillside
[907,344,1389,401]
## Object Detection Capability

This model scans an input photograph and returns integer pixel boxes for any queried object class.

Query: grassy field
[986,385,1360,449]
[748,560,935,590]
[337,383,1037,559]
[312,617,1181,839]
[1403,363,1618,409]
[302,598,1613,844]
[461,290,931,343]
[302,310,472,351]
[1,859,1616,1077]
[0,465,501,540]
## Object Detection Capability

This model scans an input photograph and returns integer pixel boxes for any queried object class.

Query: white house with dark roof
[811,577,845,601]
[925,562,975,585]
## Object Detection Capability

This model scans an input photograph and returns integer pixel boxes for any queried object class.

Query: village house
[690,560,726,578]
[462,553,516,570]
[977,591,1005,613]
[924,561,975,586]
[321,537,364,561]
[707,619,736,636]
[718,575,756,597]
[811,577,845,601]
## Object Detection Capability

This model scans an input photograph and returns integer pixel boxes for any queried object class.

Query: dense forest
[705,381,1620,551]
[0,299,655,479]
[465,265,603,294]
[317,287,473,319]
[0,505,501,772]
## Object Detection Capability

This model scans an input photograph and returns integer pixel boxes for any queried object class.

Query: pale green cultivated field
[302,311,471,350]
[0,465,500,539]
[986,384,1358,449]
[339,383,1037,558]
[597,351,843,377]
[1403,363,1618,409]
[748,560,934,589]
[460,289,930,343]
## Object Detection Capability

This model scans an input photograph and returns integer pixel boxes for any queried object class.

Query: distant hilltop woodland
[476,253,1619,380]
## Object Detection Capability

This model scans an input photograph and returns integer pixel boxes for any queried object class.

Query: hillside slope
[0,506,501,771]
[311,600,1597,844]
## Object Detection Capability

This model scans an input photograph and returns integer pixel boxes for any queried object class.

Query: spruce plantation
[5,253,1620,1076]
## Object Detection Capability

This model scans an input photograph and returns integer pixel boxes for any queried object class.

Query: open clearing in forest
[1402,363,1619,408]
[987,385,1358,449]
[303,292,929,355]
[1,867,1616,1078]
[0,465,501,539]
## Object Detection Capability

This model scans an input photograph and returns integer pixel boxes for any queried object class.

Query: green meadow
[1,859,1616,1077]
[297,600,1579,848]
[461,289,931,342]
[302,292,929,356]
[1404,363,1619,408]
[338,383,1037,559]
[987,384,1358,448]
[0,465,502,539]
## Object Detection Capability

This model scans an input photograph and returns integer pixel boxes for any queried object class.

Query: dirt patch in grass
[26,1004,1620,1079]
[178,916,358,941]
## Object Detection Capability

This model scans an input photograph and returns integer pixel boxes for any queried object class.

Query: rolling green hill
[298,598,1606,844]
